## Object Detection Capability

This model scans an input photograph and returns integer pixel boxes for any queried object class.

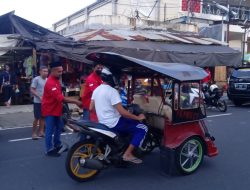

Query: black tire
[217,99,227,112]
[232,99,244,106]
[176,136,204,175]
[65,140,103,182]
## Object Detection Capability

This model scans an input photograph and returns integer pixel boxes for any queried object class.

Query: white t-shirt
[91,84,121,128]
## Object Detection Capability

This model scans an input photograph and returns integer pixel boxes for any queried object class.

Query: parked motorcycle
[202,83,227,112]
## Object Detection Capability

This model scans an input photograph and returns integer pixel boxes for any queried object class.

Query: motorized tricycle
[63,52,218,182]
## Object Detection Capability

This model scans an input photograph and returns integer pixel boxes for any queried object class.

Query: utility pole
[164,3,166,22]
[187,0,191,23]
[241,25,250,66]
[226,0,230,45]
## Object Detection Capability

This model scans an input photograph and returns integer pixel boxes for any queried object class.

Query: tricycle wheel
[176,136,204,175]
[65,140,103,182]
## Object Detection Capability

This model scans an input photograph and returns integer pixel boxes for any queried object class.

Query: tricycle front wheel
[176,137,204,175]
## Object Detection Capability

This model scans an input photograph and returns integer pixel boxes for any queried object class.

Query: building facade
[52,0,250,84]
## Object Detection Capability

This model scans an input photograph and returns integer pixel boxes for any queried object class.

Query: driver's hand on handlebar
[137,114,146,122]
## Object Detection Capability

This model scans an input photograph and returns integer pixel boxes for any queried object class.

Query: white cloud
[0,0,96,28]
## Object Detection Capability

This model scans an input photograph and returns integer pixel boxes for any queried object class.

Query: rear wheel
[65,140,103,182]
[217,99,227,112]
[176,137,204,175]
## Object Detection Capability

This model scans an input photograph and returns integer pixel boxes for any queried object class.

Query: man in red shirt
[42,61,82,157]
[81,63,103,120]
[202,67,212,84]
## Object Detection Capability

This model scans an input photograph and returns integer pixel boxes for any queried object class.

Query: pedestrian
[0,64,17,107]
[81,62,103,120]
[42,61,82,157]
[30,66,48,140]
[202,67,211,84]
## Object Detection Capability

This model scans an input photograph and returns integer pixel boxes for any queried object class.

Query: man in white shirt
[90,68,148,164]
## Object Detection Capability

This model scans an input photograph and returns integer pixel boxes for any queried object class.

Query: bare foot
[123,156,142,164]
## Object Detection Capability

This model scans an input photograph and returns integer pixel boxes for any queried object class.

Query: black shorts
[34,103,42,119]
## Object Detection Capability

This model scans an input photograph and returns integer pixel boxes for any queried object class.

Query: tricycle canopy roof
[86,52,208,81]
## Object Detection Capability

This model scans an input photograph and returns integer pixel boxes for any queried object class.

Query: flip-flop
[123,157,143,164]
[32,136,39,140]
[38,134,45,138]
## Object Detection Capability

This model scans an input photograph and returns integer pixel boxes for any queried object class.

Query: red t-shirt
[42,76,64,117]
[202,68,211,83]
[81,72,102,109]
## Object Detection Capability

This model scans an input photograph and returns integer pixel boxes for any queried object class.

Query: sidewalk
[0,104,33,115]
[0,103,80,115]
[0,104,80,129]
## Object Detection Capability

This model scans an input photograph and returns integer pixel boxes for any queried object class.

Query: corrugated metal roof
[184,37,213,45]
[73,29,227,45]
[201,38,228,46]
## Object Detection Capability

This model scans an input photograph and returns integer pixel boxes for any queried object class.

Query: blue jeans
[112,117,148,147]
[82,109,90,120]
[45,116,64,152]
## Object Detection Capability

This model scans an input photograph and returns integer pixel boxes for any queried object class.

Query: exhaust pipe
[79,158,104,170]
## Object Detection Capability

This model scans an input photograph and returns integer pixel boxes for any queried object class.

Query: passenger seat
[133,95,172,122]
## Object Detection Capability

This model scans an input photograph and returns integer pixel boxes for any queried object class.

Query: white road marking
[207,113,232,118]
[9,137,34,142]
[8,132,73,142]
[0,125,32,131]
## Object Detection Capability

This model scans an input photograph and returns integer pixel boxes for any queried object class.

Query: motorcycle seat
[74,119,113,132]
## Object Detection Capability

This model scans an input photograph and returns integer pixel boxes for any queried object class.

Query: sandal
[32,135,39,140]
[123,157,143,164]
[38,133,45,138]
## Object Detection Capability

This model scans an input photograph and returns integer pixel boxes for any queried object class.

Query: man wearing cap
[42,61,82,157]
[81,62,103,120]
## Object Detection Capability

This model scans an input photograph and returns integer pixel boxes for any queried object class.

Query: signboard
[182,0,201,13]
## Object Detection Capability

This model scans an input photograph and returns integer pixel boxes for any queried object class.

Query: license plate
[235,84,247,90]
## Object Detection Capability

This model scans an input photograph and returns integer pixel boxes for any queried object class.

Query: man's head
[39,66,48,79]
[4,64,10,72]
[93,62,103,76]
[101,68,116,87]
[50,61,63,79]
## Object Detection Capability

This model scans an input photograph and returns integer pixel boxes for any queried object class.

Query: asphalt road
[0,105,250,190]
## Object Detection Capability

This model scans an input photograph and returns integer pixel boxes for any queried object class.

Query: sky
[0,0,96,28]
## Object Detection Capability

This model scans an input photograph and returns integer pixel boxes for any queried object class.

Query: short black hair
[39,65,48,70]
[93,61,103,68]
[50,61,62,68]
